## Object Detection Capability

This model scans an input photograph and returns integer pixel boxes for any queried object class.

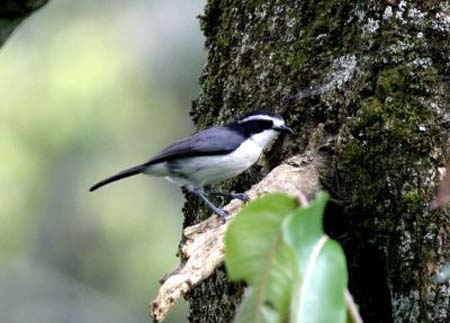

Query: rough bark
[0,0,48,47]
[183,1,450,322]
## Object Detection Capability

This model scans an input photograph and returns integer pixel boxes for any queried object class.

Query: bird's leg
[192,187,228,223]
[206,188,250,203]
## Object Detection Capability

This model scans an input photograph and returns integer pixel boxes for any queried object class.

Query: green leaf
[282,192,329,273]
[283,192,348,323]
[226,192,349,323]
[235,289,278,323]
[225,194,298,323]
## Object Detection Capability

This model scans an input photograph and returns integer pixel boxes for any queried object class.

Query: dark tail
[89,164,147,192]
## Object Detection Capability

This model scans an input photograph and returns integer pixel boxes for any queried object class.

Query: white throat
[249,129,279,149]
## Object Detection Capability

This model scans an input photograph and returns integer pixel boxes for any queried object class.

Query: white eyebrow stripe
[238,115,280,123]
[238,115,285,128]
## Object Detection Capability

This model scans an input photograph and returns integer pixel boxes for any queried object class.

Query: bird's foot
[214,208,229,223]
[208,190,250,203]
[229,192,250,203]
[191,187,229,223]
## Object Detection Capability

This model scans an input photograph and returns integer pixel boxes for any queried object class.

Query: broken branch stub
[149,152,325,322]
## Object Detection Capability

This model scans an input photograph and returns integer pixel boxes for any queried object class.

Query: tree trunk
[0,0,48,47]
[185,1,450,322]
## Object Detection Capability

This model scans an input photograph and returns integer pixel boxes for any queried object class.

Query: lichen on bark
[185,0,450,322]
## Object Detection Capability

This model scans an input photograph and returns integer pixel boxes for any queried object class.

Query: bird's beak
[275,125,294,134]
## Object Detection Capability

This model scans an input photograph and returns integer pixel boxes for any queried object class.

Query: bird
[90,110,293,221]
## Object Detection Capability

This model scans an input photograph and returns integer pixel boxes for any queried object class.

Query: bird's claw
[230,192,250,203]
[216,208,229,223]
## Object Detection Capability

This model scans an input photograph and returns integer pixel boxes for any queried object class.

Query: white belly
[144,139,263,187]
[144,130,278,188]
[178,139,264,186]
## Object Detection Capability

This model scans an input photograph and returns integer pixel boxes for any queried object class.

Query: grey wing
[144,126,245,165]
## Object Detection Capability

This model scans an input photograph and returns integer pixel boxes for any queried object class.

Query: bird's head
[234,110,293,147]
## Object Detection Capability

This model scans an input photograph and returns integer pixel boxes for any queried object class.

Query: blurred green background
[0,0,206,322]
